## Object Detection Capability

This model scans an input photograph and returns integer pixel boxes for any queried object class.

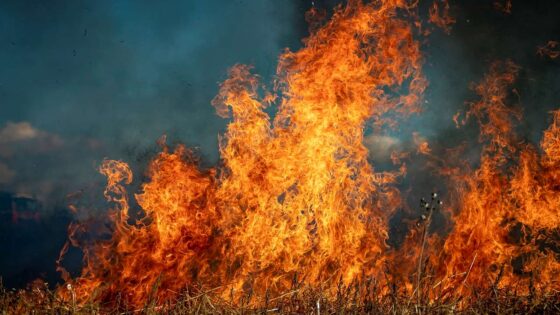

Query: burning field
[1,0,560,313]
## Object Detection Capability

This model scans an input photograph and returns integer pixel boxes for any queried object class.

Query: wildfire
[431,61,560,300]
[58,0,426,307]
[55,0,559,310]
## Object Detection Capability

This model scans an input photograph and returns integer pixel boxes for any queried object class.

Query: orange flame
[58,0,427,307]
[433,61,560,300]
[55,1,560,310]
[428,0,455,34]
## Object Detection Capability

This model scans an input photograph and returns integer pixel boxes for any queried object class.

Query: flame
[537,41,560,60]
[413,132,432,155]
[58,0,426,307]
[55,1,560,309]
[433,61,560,300]
[428,0,455,34]
[494,0,512,14]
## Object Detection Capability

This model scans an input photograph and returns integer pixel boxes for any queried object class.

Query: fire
[55,0,560,310]
[413,132,432,155]
[494,0,512,14]
[537,41,560,60]
[58,0,426,307]
[432,61,560,300]
[428,0,455,34]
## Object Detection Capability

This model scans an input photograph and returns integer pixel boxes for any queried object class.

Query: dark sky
[0,0,560,209]
[0,0,309,206]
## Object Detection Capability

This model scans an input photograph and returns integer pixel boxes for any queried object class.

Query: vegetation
[1,278,559,314]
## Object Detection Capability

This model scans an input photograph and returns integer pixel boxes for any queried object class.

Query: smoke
[1,1,559,210]
[0,121,103,208]
[414,0,560,145]
[0,0,306,209]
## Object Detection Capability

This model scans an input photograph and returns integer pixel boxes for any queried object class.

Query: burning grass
[3,1,560,313]
[2,278,559,314]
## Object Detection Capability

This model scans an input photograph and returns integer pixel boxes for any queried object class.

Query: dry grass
[1,278,559,314]
[3,195,558,314]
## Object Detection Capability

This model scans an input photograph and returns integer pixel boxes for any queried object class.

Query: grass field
[2,279,559,314]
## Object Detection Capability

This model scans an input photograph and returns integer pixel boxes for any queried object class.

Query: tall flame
[56,1,560,309]
[433,61,560,300]
[58,0,426,307]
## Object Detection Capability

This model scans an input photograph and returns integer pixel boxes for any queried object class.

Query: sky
[0,0,309,206]
[0,0,559,210]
